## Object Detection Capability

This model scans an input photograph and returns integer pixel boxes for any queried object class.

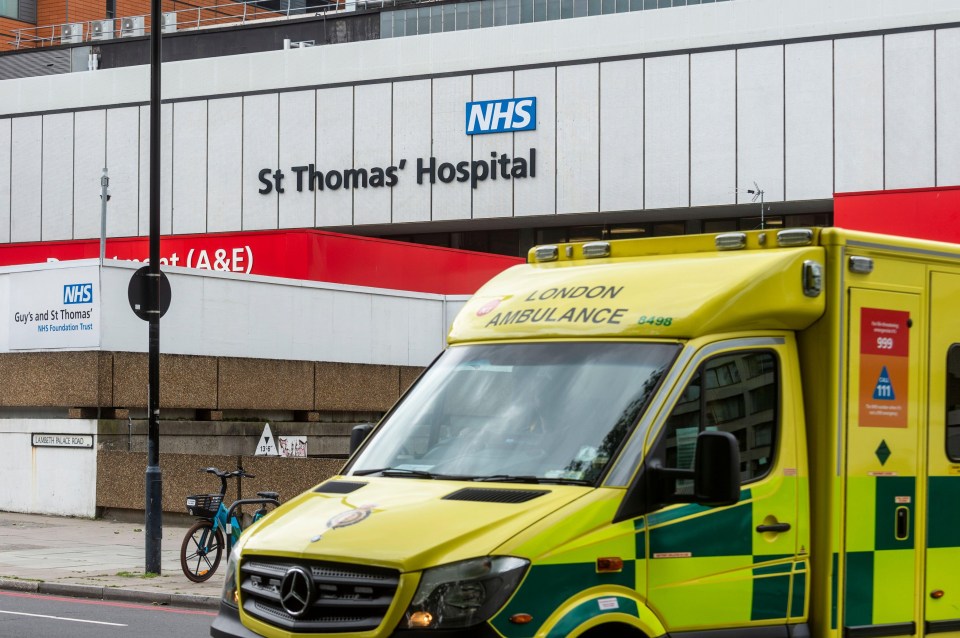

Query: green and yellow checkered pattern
[492,481,808,638]
[843,475,916,629]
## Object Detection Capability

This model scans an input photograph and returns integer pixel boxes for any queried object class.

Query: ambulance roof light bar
[777,229,814,247]
[715,233,747,250]
[582,242,611,259]
[534,245,559,262]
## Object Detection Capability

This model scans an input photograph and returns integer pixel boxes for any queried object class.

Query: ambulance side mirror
[693,430,741,507]
[613,430,741,523]
[349,423,375,455]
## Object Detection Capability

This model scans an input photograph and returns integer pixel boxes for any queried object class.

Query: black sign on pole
[145,0,163,576]
[128,266,171,321]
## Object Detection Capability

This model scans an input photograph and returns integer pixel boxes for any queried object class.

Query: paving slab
[0,511,221,609]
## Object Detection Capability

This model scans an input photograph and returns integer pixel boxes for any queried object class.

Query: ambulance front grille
[240,557,400,633]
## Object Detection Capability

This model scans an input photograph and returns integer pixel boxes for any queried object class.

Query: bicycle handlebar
[201,466,255,479]
[199,466,255,496]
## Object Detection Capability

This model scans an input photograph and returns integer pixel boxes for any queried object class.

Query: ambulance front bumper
[210,600,502,638]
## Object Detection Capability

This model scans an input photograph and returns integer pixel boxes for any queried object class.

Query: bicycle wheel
[180,519,224,583]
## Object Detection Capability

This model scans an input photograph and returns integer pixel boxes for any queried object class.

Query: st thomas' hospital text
[258,148,537,194]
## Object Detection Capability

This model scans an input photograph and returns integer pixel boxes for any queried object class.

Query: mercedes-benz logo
[279,566,315,618]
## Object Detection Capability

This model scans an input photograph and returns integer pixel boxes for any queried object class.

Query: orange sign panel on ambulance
[859,308,910,429]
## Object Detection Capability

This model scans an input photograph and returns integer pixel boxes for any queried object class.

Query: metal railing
[8,0,727,50]
[8,0,405,49]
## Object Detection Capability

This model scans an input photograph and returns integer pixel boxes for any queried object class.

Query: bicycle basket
[185,494,222,517]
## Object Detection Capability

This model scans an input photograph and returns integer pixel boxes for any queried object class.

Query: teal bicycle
[180,466,280,583]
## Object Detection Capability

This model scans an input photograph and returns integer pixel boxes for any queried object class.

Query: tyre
[578,623,645,638]
[180,519,224,583]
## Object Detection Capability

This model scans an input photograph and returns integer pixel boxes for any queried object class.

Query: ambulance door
[925,272,960,636]
[844,290,921,638]
[645,337,805,635]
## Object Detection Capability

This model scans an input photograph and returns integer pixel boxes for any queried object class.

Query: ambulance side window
[659,350,779,486]
[946,345,960,461]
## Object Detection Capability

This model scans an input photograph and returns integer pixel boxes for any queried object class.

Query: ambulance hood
[240,477,589,572]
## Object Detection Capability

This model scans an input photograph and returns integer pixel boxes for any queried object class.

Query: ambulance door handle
[895,506,909,541]
[756,523,791,533]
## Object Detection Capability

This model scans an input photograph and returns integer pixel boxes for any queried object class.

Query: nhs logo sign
[63,283,94,304]
[466,97,537,135]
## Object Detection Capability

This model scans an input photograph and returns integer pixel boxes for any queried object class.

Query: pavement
[0,511,221,609]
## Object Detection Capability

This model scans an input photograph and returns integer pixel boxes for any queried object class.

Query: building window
[378,212,831,258]
[1,0,18,20]
[381,0,731,38]
[703,219,738,233]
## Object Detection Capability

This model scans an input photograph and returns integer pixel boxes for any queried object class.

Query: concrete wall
[96,451,345,514]
[0,418,351,517]
[0,350,423,411]
[0,419,98,517]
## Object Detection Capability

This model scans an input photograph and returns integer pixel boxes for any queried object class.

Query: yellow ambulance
[212,227,960,638]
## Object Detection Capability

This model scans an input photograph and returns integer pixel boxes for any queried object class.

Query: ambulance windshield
[349,341,679,485]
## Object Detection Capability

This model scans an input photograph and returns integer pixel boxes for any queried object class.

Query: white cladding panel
[371,296,420,365]
[173,100,208,234]
[207,97,243,232]
[557,64,600,215]
[406,296,446,364]
[514,67,556,217]
[316,87,354,227]
[73,110,106,239]
[279,91,317,229]
[0,270,7,346]
[644,55,689,210]
[11,116,42,242]
[370,296,445,365]
[137,104,173,236]
[302,287,335,359]
[884,31,935,190]
[5,22,960,238]
[242,94,279,230]
[95,263,447,366]
[105,107,140,238]
[353,83,392,226]
[937,28,960,186]
[0,119,9,243]
[737,46,784,204]
[600,58,644,213]
[328,293,374,362]
[471,72,515,220]
[785,40,833,200]
[835,36,884,192]
[40,113,74,241]
[229,279,300,359]
[431,75,472,221]
[690,50,736,207]
[392,79,432,224]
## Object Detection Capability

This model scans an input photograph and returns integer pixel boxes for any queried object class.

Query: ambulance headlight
[221,545,242,608]
[403,557,529,629]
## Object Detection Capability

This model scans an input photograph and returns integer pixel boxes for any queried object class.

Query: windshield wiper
[471,475,543,484]
[537,477,592,486]
[352,468,438,479]
[472,475,593,486]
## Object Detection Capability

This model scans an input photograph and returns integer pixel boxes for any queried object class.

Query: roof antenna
[746,182,765,230]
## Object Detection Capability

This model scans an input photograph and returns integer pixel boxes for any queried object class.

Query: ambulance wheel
[578,623,645,638]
